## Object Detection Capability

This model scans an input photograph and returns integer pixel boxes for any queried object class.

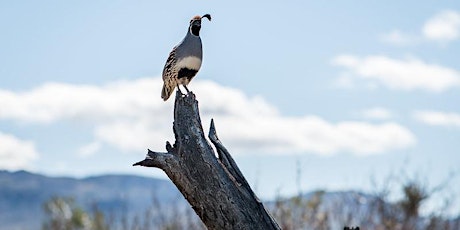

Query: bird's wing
[162,47,177,81]
[161,47,178,101]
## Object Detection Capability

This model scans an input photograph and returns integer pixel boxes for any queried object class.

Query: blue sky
[1,1,459,213]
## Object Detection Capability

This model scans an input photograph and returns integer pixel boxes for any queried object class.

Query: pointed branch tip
[166,141,173,152]
[210,118,215,129]
[209,118,217,138]
[133,160,144,166]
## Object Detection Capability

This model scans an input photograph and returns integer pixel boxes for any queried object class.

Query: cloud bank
[0,78,416,156]
[332,55,460,92]
[423,10,460,42]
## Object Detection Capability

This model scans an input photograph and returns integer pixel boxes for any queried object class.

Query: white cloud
[332,55,460,92]
[0,77,174,153]
[206,115,415,156]
[423,10,460,42]
[382,10,460,45]
[0,78,166,123]
[359,107,393,120]
[413,111,460,127]
[0,78,416,156]
[0,132,38,170]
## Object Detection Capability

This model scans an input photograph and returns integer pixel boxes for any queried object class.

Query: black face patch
[178,68,198,80]
[191,24,201,36]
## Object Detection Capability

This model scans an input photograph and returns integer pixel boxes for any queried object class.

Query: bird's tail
[161,83,174,101]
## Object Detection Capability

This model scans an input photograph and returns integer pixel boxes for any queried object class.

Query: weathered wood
[133,91,280,230]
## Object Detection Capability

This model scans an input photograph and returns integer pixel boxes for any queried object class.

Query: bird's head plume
[189,14,211,36]
[201,14,211,21]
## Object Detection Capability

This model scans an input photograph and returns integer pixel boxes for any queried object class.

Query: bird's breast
[176,56,202,71]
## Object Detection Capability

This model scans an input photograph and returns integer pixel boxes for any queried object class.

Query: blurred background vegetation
[41,172,460,230]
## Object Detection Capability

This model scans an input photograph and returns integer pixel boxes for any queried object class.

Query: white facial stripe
[176,56,202,70]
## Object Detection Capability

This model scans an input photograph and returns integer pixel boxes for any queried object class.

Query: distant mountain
[0,170,183,230]
[0,170,381,230]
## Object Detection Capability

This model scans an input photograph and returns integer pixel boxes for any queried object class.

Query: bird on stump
[161,14,212,101]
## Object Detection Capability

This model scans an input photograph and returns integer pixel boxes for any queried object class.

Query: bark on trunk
[133,91,280,230]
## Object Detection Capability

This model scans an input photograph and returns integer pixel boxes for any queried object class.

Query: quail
[161,14,211,101]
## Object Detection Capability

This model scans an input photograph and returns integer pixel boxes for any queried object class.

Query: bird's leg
[183,85,191,94]
[176,84,186,95]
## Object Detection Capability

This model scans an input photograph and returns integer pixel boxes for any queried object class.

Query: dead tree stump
[133,91,280,230]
